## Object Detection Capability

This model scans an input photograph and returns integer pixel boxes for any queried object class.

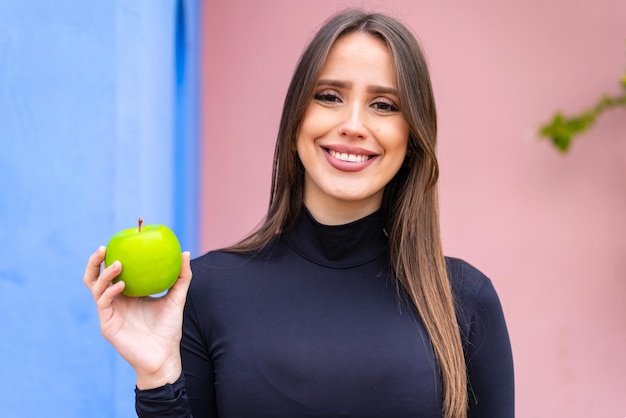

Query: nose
[338,104,368,139]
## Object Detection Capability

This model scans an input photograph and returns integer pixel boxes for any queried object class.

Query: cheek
[296,108,317,147]
[384,125,410,156]
[295,116,317,160]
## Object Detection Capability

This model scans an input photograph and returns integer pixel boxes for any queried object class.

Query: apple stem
[138,218,143,232]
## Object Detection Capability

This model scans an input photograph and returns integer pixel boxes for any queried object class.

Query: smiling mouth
[327,149,373,163]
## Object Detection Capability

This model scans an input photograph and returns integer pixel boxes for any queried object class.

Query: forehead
[319,32,396,81]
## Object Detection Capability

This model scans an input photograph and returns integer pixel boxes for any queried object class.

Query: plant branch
[539,73,626,152]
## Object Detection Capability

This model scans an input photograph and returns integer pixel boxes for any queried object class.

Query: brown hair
[225,9,467,418]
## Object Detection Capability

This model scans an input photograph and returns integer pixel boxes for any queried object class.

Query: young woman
[84,9,514,418]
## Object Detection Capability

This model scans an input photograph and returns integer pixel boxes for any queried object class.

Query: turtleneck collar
[283,207,389,269]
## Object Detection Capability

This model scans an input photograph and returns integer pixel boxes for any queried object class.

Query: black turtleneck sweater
[136,210,514,417]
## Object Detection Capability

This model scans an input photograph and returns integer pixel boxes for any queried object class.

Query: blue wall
[0,1,199,416]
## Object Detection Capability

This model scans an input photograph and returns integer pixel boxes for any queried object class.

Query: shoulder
[191,249,249,272]
[445,259,515,414]
[445,256,494,300]
[184,250,259,327]
[445,257,506,339]
[188,244,283,294]
[189,249,257,289]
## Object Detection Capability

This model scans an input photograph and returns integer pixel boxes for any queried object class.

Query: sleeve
[135,265,219,417]
[180,280,219,417]
[134,374,192,417]
[464,277,515,418]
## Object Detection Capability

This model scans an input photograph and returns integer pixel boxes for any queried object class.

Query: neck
[284,205,388,268]
[303,197,382,226]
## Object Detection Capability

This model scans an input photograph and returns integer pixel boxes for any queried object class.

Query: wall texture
[0,1,199,416]
[200,1,626,417]
[0,1,623,416]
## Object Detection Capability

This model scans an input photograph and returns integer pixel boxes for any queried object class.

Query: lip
[322,144,378,172]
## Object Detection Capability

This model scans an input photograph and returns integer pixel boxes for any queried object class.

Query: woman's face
[296,32,410,224]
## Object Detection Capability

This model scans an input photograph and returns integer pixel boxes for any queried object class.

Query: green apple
[105,218,182,297]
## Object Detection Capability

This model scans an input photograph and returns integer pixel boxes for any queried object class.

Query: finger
[96,281,126,335]
[96,279,125,313]
[167,252,192,304]
[83,246,106,290]
[91,260,123,302]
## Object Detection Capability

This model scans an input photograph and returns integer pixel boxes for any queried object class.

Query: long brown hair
[225,9,467,418]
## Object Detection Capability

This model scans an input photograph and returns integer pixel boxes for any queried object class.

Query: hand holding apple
[83,245,192,389]
[104,218,182,297]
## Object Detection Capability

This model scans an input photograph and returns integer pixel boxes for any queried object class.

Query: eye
[371,99,400,112]
[313,91,342,103]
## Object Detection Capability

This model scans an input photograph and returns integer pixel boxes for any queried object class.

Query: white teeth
[329,149,370,163]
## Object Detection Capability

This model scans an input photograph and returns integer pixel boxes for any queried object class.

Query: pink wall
[200,1,626,416]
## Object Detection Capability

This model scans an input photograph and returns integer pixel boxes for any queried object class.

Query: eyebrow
[316,79,398,96]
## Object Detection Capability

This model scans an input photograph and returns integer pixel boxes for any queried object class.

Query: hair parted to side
[225,9,467,418]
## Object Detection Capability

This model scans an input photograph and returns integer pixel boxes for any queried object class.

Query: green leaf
[538,45,626,152]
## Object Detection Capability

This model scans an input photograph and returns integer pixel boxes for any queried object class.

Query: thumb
[167,251,192,304]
